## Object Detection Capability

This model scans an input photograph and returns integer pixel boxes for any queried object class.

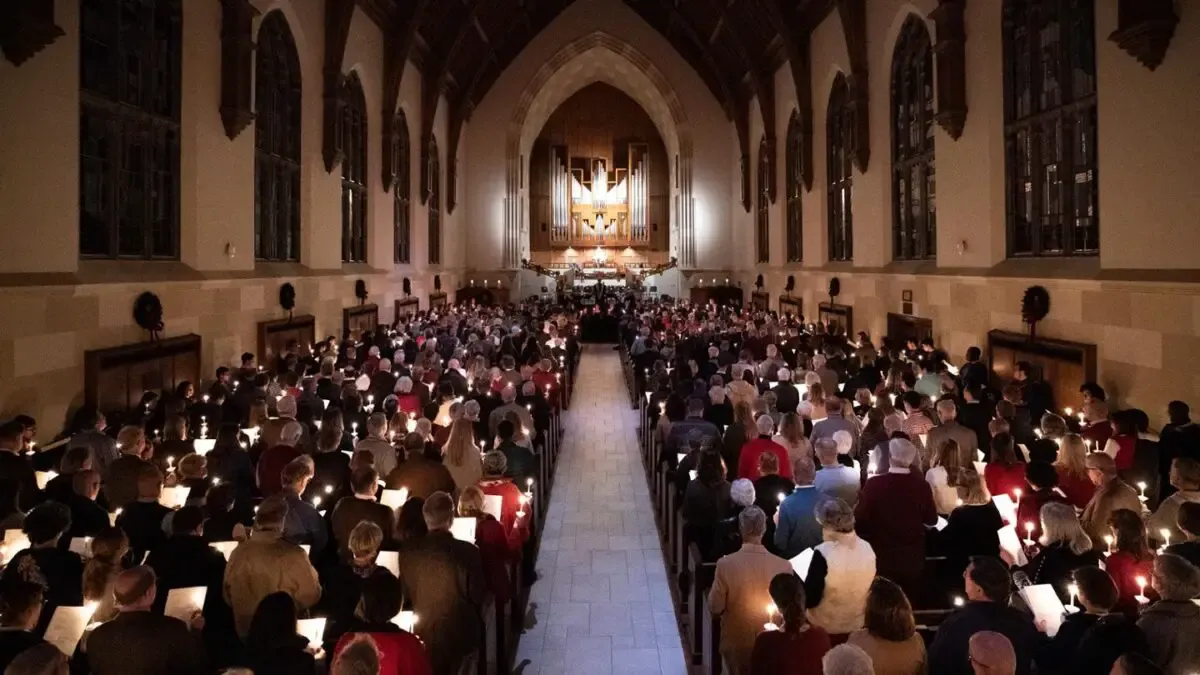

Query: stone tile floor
[516,345,687,675]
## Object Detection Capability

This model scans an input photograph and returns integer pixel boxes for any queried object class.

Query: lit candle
[953,596,964,607]
[1024,521,1035,546]
[1137,482,1148,503]
[1064,407,1074,417]
[312,496,322,508]
[1034,428,1043,439]
[1013,488,1023,502]
[1067,582,1079,609]
[1104,534,1114,557]
[955,498,964,508]
[211,477,221,486]
[324,485,333,495]
[1077,412,1086,424]
[777,492,786,503]
[1159,528,1171,554]
[1135,575,1149,604]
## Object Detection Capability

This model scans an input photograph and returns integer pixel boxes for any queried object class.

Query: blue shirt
[282,493,329,556]
[774,486,825,559]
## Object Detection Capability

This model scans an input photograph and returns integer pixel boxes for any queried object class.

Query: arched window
[756,137,770,264]
[827,74,854,262]
[253,11,301,262]
[892,16,936,261]
[392,111,411,264]
[785,112,804,263]
[1004,0,1098,257]
[79,0,182,259]
[341,73,368,263]
[428,137,441,265]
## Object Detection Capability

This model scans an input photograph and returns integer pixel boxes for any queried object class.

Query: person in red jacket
[332,573,432,675]
[738,416,792,480]
[985,433,1027,503]
[255,421,304,497]
[1103,411,1139,473]
[458,486,521,605]
[478,452,531,545]
[1016,462,1071,542]
[854,437,938,601]
[1104,508,1157,617]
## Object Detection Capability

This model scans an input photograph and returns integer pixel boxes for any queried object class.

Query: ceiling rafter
[420,0,487,149]
[381,0,432,192]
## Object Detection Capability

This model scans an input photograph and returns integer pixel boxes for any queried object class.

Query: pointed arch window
[253,11,301,262]
[827,74,854,262]
[892,15,936,260]
[785,112,804,263]
[79,0,182,259]
[756,137,770,264]
[341,74,368,263]
[428,137,441,265]
[392,111,412,264]
[1004,0,1098,257]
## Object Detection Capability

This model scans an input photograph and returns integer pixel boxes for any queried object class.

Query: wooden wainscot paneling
[394,298,420,324]
[887,312,934,347]
[750,291,770,312]
[987,329,1097,413]
[690,285,744,309]
[84,334,202,420]
[428,293,448,310]
[779,296,802,319]
[457,286,510,307]
[818,302,853,337]
[342,303,379,341]
[257,315,317,368]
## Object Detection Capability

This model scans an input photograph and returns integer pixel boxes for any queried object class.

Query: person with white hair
[804,499,876,641]
[709,506,794,675]
[822,643,876,675]
[256,420,306,497]
[853,438,938,600]
[394,375,423,417]
[261,394,305,452]
[774,367,801,415]
[814,437,861,506]
[355,412,397,477]
[1138,552,1200,673]
[736,415,792,480]
[926,398,979,470]
[487,385,535,441]
[776,455,824,558]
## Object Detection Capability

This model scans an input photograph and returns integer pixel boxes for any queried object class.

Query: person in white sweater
[803,498,877,641]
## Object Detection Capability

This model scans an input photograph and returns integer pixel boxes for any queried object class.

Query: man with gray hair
[488,385,535,440]
[814,437,861,506]
[854,437,938,599]
[926,398,979,468]
[261,394,306,451]
[396,491,485,675]
[736,415,792,480]
[1139,552,1200,673]
[256,419,306,497]
[775,455,823,558]
[709,506,793,675]
[773,367,800,415]
[822,643,875,675]
[811,397,858,453]
[279,457,328,555]
[355,412,397,477]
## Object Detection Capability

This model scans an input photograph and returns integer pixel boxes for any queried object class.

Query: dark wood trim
[0,0,64,66]
[818,302,853,336]
[930,0,968,140]
[1109,0,1179,71]
[342,303,379,340]
[394,297,420,323]
[84,334,202,415]
[886,312,933,345]
[779,295,802,318]
[257,314,316,367]
[428,292,449,309]
[986,328,1098,409]
[218,0,257,140]
[321,0,355,173]
[457,286,510,307]
[750,291,770,312]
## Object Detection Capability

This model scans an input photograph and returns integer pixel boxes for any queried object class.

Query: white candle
[1135,575,1149,604]
[1012,488,1023,502]
[1104,534,1114,557]
[1137,482,1148,503]
[312,496,322,508]
[953,596,964,607]
[1067,582,1079,608]
[1024,521,1035,546]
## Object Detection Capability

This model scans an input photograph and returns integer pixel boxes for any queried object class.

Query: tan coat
[926,420,979,468]
[708,543,793,674]
[1081,477,1143,549]
[222,529,321,637]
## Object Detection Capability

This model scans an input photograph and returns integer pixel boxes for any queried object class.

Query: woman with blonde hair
[807,383,827,421]
[1011,501,1100,603]
[934,468,1002,574]
[442,418,482,494]
[82,527,129,623]
[459,485,519,604]
[1053,433,1095,509]
[926,438,964,515]
[773,412,811,465]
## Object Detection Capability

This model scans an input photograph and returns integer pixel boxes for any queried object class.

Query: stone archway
[503,31,696,268]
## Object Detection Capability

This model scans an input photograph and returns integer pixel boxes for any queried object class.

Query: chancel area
[1,0,1200,674]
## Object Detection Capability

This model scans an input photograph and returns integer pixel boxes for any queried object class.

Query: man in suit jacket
[87,566,207,675]
[331,466,396,558]
[397,491,485,675]
[708,506,794,675]
[773,368,800,415]
[386,434,457,500]
[927,399,981,467]
[958,384,995,456]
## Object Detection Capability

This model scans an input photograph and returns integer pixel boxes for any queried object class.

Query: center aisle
[517,345,688,675]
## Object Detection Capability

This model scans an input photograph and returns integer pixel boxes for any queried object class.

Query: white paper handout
[992,494,1017,525]
[390,610,418,632]
[159,486,190,509]
[164,586,207,623]
[997,525,1029,567]
[1020,584,1068,637]
[68,537,93,558]
[299,544,311,555]
[209,541,239,561]
[35,471,57,490]
[377,550,400,577]
[296,617,327,648]
[935,516,949,532]
[380,488,409,510]
[688,470,698,481]
[790,548,814,580]
[1,529,31,564]
[450,517,477,543]
[192,439,217,456]
[483,495,503,521]
[677,453,687,465]
[44,604,99,656]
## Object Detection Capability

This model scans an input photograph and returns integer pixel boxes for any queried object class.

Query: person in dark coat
[329,572,434,675]
[63,469,111,542]
[927,556,1039,675]
[0,580,46,672]
[1036,565,1148,675]
[42,446,90,506]
[103,425,155,510]
[115,463,173,564]
[495,420,536,486]
[773,368,801,415]
[385,434,456,500]
[319,520,397,654]
[0,421,40,513]
[85,566,207,675]
[240,592,317,675]
[331,467,395,558]
[396,491,485,675]
[0,502,84,637]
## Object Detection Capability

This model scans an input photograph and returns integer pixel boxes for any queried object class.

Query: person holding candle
[354,413,397,478]
[318,520,395,652]
[737,415,792,481]
[748,573,831,674]
[1034,565,1149,675]
[1101,410,1139,474]
[985,433,1028,504]
[844,577,926,675]
[1137,553,1200,673]
[927,556,1038,675]
[1007,502,1099,604]
[330,467,395,560]
[256,421,305,498]
[1146,457,1200,547]
[1053,433,1097,509]
[277,457,328,557]
[1015,462,1070,542]
[1104,509,1158,617]
[239,591,318,675]
[933,468,1003,577]
[926,437,966,515]
[0,581,47,673]
[328,573,432,675]
[1163,501,1200,567]
[1081,453,1142,551]
[115,463,173,563]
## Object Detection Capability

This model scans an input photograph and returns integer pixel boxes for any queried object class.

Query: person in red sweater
[478,452,531,545]
[738,416,792,480]
[985,433,1027,502]
[1104,508,1158,617]
[331,574,432,675]
[854,437,938,601]
[750,573,830,674]
[1103,411,1139,473]
[458,486,521,605]
[1016,462,1071,542]
[255,421,304,497]
[1052,434,1097,509]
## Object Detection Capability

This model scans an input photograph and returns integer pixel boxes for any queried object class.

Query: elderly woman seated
[1139,553,1200,673]
[804,498,877,644]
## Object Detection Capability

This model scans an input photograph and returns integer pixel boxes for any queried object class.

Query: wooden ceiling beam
[381,0,432,192]
[420,0,486,155]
